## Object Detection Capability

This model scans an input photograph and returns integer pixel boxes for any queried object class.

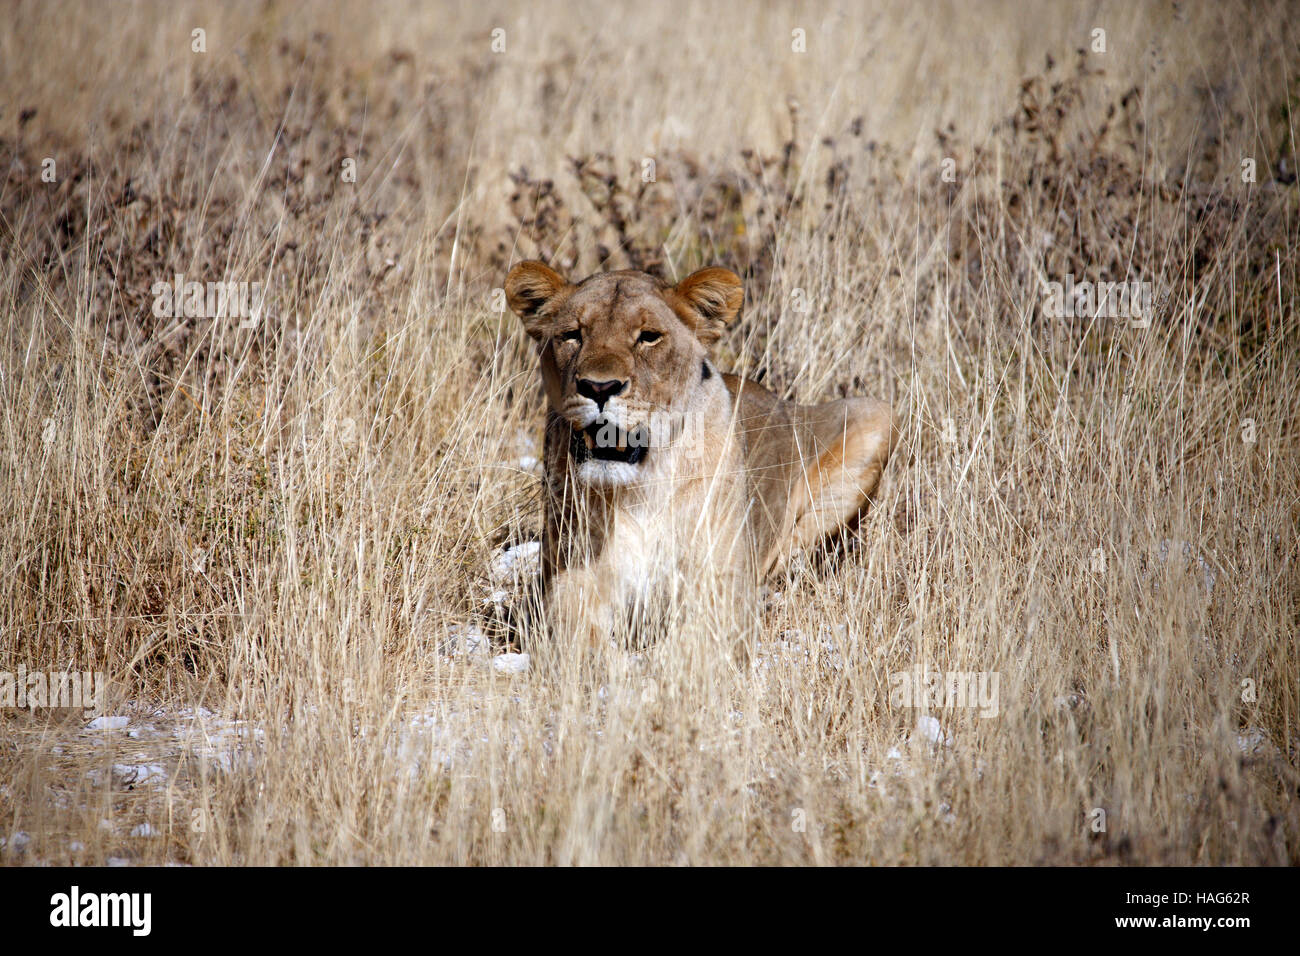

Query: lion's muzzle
[570,418,651,466]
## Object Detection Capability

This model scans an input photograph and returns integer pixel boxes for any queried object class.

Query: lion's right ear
[505,261,572,339]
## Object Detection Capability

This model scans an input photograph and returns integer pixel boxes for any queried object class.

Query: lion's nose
[576,378,627,410]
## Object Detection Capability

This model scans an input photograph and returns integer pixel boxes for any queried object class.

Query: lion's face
[506,263,743,487]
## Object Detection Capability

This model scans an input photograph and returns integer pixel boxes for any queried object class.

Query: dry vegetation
[1,0,1297,865]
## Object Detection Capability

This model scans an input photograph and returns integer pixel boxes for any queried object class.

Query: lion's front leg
[545,565,617,651]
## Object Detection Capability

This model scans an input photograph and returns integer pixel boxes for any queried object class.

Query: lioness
[506,261,895,648]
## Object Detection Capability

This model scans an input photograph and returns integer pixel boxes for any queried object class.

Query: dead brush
[0,0,1296,866]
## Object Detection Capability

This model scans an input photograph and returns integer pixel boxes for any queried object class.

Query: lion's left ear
[671,267,743,345]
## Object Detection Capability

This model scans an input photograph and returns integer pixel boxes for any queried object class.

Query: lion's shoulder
[720,372,785,418]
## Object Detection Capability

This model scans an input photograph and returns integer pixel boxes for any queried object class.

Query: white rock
[489,541,541,584]
[915,715,952,746]
[112,763,167,786]
[1236,727,1276,756]
[492,652,531,674]
[443,624,489,657]
[87,715,129,731]
[131,823,159,838]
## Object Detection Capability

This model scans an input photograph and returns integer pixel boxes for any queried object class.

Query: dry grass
[1,0,1297,865]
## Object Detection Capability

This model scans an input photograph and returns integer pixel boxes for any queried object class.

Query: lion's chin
[575,459,644,488]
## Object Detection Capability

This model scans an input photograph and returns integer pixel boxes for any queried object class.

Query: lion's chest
[597,503,683,612]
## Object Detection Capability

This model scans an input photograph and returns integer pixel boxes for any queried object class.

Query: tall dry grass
[0,0,1296,864]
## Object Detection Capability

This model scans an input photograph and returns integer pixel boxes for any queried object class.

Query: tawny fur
[506,261,896,648]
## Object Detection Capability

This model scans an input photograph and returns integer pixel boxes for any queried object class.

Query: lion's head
[506,262,743,487]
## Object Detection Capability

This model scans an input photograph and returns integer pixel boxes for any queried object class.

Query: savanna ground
[0,0,1297,865]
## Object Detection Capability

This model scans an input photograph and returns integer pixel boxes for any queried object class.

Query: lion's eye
[637,330,663,344]
[560,328,582,344]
